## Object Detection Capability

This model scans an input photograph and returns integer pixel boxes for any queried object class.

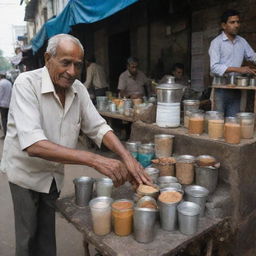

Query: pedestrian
[0,72,12,137]
[209,9,256,116]
[0,34,151,256]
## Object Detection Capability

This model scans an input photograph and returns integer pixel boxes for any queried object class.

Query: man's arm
[225,66,256,75]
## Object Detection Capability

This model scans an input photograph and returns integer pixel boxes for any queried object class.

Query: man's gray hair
[46,34,84,56]
[127,57,139,65]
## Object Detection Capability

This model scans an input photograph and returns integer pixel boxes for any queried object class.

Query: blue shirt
[209,31,256,76]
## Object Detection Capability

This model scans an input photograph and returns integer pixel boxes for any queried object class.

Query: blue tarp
[31,0,138,53]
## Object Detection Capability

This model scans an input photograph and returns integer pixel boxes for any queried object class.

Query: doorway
[108,30,131,93]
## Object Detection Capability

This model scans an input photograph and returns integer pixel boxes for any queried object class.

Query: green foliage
[0,50,11,72]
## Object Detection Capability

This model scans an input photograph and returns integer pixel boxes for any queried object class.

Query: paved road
[0,134,112,256]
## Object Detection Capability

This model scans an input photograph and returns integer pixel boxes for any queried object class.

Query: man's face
[128,62,138,76]
[222,15,240,36]
[173,68,184,79]
[45,40,84,89]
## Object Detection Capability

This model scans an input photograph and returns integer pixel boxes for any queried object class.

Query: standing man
[118,57,151,99]
[84,56,108,103]
[209,9,256,116]
[1,34,150,256]
[0,72,12,136]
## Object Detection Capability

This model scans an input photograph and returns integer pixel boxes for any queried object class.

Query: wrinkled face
[222,15,240,36]
[173,68,184,79]
[45,39,84,89]
[128,62,138,76]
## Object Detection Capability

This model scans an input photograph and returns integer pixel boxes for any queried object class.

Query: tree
[0,49,11,72]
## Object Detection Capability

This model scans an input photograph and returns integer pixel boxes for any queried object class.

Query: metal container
[177,201,201,235]
[157,176,178,188]
[133,206,158,243]
[96,96,108,111]
[157,188,183,231]
[212,75,226,85]
[89,197,113,236]
[160,183,182,191]
[249,77,256,86]
[138,144,155,167]
[144,167,160,184]
[156,77,185,103]
[185,185,209,217]
[136,196,157,209]
[73,177,94,207]
[195,164,219,194]
[196,155,217,167]
[236,76,249,87]
[95,178,113,197]
[227,74,236,85]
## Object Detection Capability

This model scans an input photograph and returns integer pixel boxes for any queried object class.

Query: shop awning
[31,0,138,53]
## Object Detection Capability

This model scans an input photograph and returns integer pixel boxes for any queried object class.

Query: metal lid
[156,83,185,90]
[183,100,200,105]
[154,134,175,139]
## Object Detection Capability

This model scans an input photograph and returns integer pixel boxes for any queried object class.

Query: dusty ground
[0,134,115,256]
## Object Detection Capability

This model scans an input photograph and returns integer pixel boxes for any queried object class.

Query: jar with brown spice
[208,112,224,140]
[188,112,205,135]
[112,199,134,236]
[175,155,195,185]
[236,112,255,139]
[224,117,241,144]
[183,100,200,126]
[154,134,174,158]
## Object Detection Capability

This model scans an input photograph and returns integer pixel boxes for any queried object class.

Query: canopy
[31,0,138,53]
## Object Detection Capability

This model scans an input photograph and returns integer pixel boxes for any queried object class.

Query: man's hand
[238,66,256,75]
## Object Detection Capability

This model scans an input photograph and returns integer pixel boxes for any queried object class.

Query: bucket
[73,177,94,207]
[177,201,201,235]
[195,164,219,194]
[133,207,158,243]
[156,102,181,127]
[185,185,209,217]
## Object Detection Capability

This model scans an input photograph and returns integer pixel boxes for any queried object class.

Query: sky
[0,0,26,57]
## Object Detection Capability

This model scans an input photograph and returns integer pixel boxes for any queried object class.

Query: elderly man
[0,72,12,136]
[1,34,150,256]
[118,57,151,98]
[209,9,256,116]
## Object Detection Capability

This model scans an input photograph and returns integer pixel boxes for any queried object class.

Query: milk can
[156,77,185,127]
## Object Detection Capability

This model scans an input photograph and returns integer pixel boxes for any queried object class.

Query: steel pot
[236,76,249,87]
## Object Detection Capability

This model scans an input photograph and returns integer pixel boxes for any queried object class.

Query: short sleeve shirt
[118,70,149,97]
[0,67,112,193]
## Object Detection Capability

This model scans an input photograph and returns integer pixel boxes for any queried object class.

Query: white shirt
[0,78,12,108]
[0,67,112,193]
[84,63,108,89]
[209,31,256,76]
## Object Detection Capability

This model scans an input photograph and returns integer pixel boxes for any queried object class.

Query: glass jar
[183,100,200,125]
[188,112,205,135]
[125,141,141,159]
[138,144,155,167]
[154,134,174,158]
[204,111,224,133]
[224,117,241,144]
[208,113,224,139]
[236,112,255,139]
[111,199,134,236]
[184,109,204,129]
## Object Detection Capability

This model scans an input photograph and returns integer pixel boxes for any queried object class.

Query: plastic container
[175,155,195,185]
[112,199,134,236]
[184,109,204,129]
[236,112,255,139]
[204,111,224,133]
[183,100,200,125]
[125,141,141,159]
[224,117,241,144]
[89,197,113,235]
[208,112,224,139]
[138,144,155,167]
[188,112,205,135]
[154,134,174,158]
